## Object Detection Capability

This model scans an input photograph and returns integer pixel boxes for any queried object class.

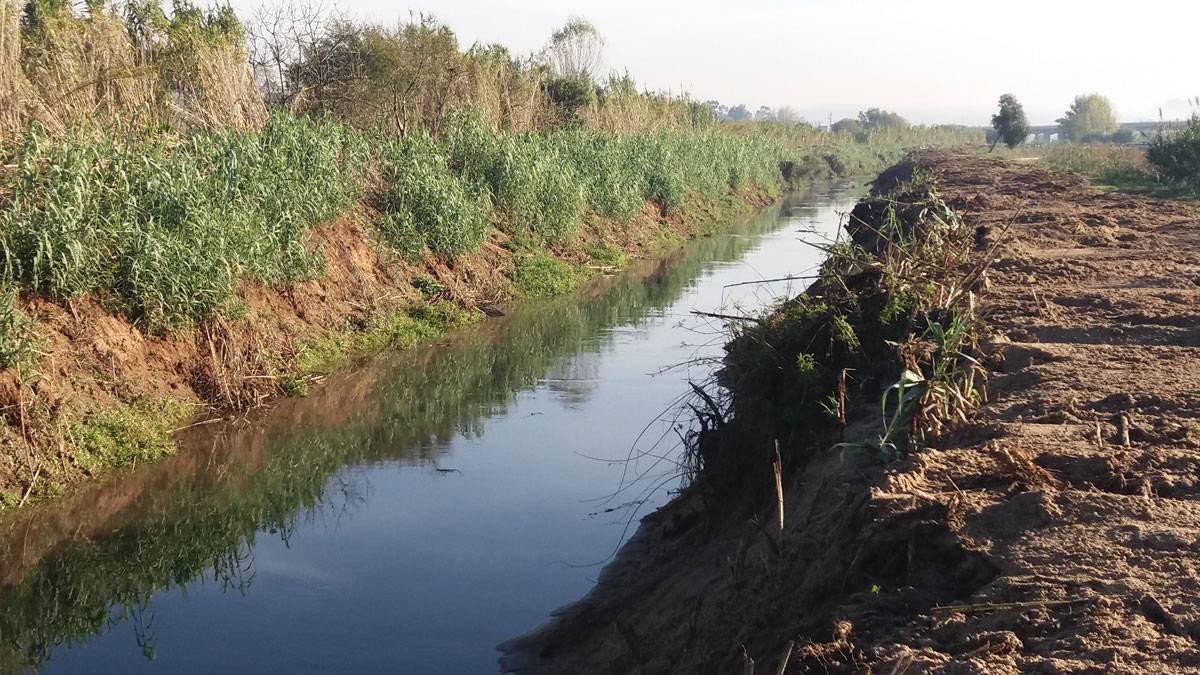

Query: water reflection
[0,184,861,673]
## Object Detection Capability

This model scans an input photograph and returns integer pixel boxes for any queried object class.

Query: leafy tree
[775,106,800,123]
[858,108,908,130]
[990,93,1029,151]
[1057,94,1117,142]
[541,17,604,82]
[831,117,862,134]
[704,99,727,120]
[726,104,750,121]
[754,105,774,121]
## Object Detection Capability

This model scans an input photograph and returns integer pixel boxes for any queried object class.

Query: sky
[231,0,1199,126]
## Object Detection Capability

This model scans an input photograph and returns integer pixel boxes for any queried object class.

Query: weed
[376,130,490,258]
[585,241,629,269]
[293,301,478,375]
[70,399,193,472]
[0,283,39,375]
[512,252,585,298]
[0,113,363,332]
[411,275,448,298]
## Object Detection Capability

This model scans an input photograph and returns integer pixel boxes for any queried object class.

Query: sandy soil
[502,151,1200,673]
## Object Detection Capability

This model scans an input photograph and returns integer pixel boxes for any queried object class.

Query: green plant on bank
[375,130,491,259]
[700,169,985,489]
[0,283,39,375]
[1148,115,1200,189]
[70,399,195,472]
[512,252,585,298]
[585,241,629,269]
[0,113,363,332]
[292,301,479,376]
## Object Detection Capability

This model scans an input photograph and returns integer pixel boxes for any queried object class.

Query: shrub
[1148,116,1200,186]
[544,77,595,123]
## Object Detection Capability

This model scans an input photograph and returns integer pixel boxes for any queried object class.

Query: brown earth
[501,151,1200,673]
[0,190,771,501]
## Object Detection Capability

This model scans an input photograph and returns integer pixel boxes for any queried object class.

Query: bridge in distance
[1026,120,1187,142]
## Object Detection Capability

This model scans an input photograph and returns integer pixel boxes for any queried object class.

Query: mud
[502,151,1200,673]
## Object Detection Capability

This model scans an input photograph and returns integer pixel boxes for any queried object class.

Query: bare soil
[501,151,1200,673]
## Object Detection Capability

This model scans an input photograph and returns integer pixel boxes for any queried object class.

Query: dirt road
[503,152,1200,673]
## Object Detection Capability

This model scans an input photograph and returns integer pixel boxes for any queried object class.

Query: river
[0,183,862,674]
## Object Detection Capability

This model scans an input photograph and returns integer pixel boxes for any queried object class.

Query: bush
[1148,116,1200,186]
[544,77,596,123]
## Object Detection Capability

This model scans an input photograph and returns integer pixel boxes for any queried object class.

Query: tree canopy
[857,108,908,131]
[1057,94,1118,142]
[541,17,604,82]
[831,117,863,134]
[990,93,1030,150]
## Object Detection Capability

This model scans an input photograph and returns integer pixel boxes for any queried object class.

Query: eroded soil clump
[503,151,1200,673]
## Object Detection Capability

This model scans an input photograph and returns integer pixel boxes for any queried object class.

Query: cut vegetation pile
[503,150,1200,674]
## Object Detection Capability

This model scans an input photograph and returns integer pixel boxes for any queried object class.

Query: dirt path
[502,152,1200,673]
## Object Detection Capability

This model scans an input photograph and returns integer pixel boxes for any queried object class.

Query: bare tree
[540,17,604,82]
[246,0,361,108]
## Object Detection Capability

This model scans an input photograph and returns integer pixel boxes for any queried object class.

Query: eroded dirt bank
[502,151,1200,673]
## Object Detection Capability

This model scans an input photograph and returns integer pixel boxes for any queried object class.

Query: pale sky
[233,0,1199,126]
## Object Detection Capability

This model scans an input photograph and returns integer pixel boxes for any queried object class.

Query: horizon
[229,0,1199,127]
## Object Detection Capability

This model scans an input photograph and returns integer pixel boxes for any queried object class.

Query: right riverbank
[503,150,1200,673]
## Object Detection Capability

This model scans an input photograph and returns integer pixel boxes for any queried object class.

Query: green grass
[375,130,491,259]
[293,301,479,375]
[0,283,40,376]
[512,252,586,298]
[584,241,629,269]
[70,398,195,472]
[0,114,364,332]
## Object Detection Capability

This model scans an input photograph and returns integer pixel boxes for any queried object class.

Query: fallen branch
[931,597,1089,613]
[723,275,819,289]
[691,310,762,324]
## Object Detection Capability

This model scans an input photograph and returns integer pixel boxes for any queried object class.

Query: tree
[990,93,1029,151]
[754,105,774,121]
[831,117,862,134]
[1056,94,1117,142]
[726,104,750,121]
[775,106,800,123]
[541,17,604,82]
[703,99,727,120]
[858,108,908,131]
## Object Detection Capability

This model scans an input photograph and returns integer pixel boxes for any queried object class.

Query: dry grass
[2,0,264,139]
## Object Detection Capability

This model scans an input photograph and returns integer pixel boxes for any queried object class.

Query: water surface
[0,184,862,673]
